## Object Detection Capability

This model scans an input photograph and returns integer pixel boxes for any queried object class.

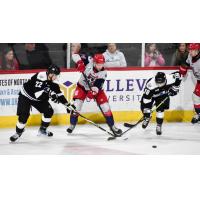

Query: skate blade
[37,133,48,137]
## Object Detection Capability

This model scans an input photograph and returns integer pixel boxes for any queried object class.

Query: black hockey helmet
[47,64,60,76]
[155,72,166,87]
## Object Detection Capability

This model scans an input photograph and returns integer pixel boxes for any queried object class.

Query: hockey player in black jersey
[10,64,75,142]
[140,71,182,135]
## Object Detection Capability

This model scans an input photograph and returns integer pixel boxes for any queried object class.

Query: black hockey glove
[49,91,59,103]
[44,87,51,94]
[65,103,76,114]
[168,87,178,96]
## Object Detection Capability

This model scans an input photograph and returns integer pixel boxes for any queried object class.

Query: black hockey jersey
[21,72,67,104]
[141,71,182,105]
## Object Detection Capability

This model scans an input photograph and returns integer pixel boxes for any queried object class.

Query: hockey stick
[124,96,169,128]
[66,106,115,137]
[81,72,117,136]
[107,96,169,141]
[56,81,115,137]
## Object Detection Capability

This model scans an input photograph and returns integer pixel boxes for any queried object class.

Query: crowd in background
[0,43,189,70]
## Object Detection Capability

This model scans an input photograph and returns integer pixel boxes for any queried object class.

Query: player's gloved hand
[50,91,59,103]
[44,87,51,94]
[168,87,178,96]
[77,60,85,73]
[87,87,99,99]
[194,71,200,79]
[179,66,188,77]
[65,103,76,114]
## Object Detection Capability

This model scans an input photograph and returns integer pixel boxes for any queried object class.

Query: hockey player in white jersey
[67,53,122,136]
[141,71,182,135]
[183,43,200,123]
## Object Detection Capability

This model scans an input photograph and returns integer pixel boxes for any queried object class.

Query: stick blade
[124,123,135,128]
[107,136,116,141]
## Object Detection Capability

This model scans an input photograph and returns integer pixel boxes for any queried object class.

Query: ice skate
[38,127,53,137]
[10,133,22,142]
[142,117,150,129]
[110,125,122,137]
[156,124,162,135]
[191,114,200,124]
[66,124,76,134]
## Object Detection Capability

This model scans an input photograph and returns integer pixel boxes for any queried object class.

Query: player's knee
[156,108,164,113]
[44,107,54,118]
[49,107,54,117]
[156,111,164,119]
[18,114,29,124]
[96,91,108,104]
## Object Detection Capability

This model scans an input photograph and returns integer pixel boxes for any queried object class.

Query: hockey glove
[194,71,200,79]
[50,91,59,103]
[87,87,99,99]
[168,87,178,96]
[65,103,76,114]
[77,60,85,73]
[44,87,51,94]
[179,66,188,77]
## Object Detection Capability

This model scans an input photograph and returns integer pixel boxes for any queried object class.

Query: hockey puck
[107,136,116,141]
[152,145,157,148]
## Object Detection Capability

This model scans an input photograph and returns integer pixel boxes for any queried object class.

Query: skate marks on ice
[0,124,134,155]
[1,123,200,154]
[61,143,134,155]
[112,122,200,154]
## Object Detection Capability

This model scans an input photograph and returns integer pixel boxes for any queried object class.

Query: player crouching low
[10,65,75,142]
[140,71,182,135]
[66,53,122,136]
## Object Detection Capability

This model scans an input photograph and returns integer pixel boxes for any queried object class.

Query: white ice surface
[0,123,200,154]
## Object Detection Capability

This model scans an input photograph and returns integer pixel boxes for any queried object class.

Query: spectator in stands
[70,43,81,68]
[0,47,19,70]
[70,43,91,68]
[15,43,52,70]
[170,43,189,66]
[103,43,127,67]
[71,43,81,55]
[144,43,165,66]
[25,43,52,69]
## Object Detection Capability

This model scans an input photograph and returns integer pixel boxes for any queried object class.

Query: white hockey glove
[194,71,200,79]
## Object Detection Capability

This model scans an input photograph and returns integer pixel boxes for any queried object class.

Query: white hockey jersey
[186,54,200,80]
[78,62,107,91]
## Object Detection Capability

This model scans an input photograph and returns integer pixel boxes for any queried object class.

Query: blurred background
[0,43,187,70]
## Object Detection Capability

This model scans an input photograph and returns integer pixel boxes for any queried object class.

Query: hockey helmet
[188,43,200,51]
[93,54,105,64]
[155,72,166,87]
[47,64,60,76]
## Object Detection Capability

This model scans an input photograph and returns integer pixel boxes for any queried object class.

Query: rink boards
[0,67,196,128]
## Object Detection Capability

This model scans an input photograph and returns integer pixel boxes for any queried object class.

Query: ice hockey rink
[0,122,200,155]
